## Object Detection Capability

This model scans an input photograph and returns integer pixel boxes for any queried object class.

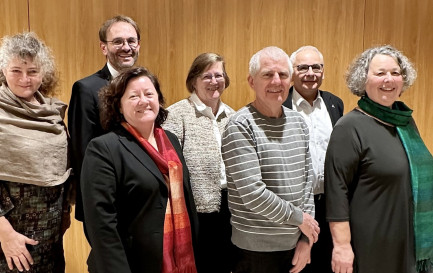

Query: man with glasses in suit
[283,45,344,273]
[68,15,141,227]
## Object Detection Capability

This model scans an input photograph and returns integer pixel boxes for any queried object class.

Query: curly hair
[99,67,168,131]
[249,46,293,76]
[0,32,58,96]
[185,52,230,93]
[345,45,417,96]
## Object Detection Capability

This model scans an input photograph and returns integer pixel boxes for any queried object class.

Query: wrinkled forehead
[7,55,39,68]
[368,54,401,71]
[259,55,290,72]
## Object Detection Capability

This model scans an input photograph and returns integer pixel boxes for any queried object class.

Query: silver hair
[0,32,57,95]
[249,46,293,76]
[345,45,417,96]
[290,45,324,65]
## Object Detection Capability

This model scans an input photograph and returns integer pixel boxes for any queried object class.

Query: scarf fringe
[416,259,433,272]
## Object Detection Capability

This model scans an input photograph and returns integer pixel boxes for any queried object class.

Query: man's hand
[298,213,320,246]
[290,239,312,273]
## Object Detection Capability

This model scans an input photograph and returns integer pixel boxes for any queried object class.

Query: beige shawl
[0,84,71,186]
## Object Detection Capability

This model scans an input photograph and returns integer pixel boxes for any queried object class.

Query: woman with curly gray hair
[0,32,72,273]
[325,45,433,273]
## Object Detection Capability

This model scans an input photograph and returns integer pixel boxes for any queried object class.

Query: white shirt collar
[190,92,227,119]
[106,62,120,78]
[292,88,323,108]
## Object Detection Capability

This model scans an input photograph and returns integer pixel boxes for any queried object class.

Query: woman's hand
[0,217,38,271]
[329,221,354,273]
[1,230,38,271]
[331,243,354,273]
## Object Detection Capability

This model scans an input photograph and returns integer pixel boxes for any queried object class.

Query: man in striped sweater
[221,46,319,273]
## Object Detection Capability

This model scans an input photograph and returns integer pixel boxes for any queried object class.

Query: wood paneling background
[0,0,29,35]
[1,0,432,272]
[363,0,433,149]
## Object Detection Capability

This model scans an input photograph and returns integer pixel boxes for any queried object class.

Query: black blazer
[81,127,199,273]
[283,87,344,126]
[68,65,112,221]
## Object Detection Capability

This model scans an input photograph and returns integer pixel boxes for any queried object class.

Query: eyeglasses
[295,64,324,74]
[104,37,140,49]
[200,73,225,82]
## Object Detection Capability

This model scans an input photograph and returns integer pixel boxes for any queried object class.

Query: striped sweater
[221,104,314,252]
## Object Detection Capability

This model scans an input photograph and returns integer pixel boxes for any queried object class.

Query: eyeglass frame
[103,37,140,49]
[295,64,324,74]
[200,72,226,82]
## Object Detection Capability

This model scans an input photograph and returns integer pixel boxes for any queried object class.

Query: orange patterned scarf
[122,122,197,273]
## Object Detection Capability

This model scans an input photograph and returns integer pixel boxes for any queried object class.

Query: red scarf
[122,122,197,273]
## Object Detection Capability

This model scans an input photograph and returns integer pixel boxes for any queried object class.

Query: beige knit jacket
[162,97,235,213]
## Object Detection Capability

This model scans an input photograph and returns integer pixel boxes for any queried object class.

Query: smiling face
[193,61,226,107]
[2,57,43,103]
[248,54,291,117]
[292,49,324,97]
[100,21,140,71]
[365,54,403,107]
[120,76,160,132]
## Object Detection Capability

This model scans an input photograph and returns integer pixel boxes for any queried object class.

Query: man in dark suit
[68,15,141,224]
[283,46,344,273]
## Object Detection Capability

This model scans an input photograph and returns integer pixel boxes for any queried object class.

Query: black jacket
[81,127,199,273]
[68,65,111,221]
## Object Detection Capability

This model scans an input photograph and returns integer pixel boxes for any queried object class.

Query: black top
[325,110,416,273]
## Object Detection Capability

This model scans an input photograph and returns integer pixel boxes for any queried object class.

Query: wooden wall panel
[364,0,433,152]
[11,0,429,272]
[139,0,365,110]
[27,0,149,105]
[0,0,29,37]
[26,0,366,112]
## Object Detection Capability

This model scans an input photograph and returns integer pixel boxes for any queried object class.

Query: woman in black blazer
[81,67,199,273]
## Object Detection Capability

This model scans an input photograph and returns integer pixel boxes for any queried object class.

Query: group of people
[0,14,432,273]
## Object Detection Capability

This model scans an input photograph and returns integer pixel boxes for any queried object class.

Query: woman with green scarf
[325,45,433,273]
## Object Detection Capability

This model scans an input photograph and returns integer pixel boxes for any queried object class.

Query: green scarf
[358,96,433,272]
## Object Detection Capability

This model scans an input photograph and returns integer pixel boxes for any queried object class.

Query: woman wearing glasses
[162,53,235,273]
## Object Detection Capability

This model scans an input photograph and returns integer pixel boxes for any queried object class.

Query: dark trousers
[232,246,296,273]
[196,189,234,273]
[301,194,333,273]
